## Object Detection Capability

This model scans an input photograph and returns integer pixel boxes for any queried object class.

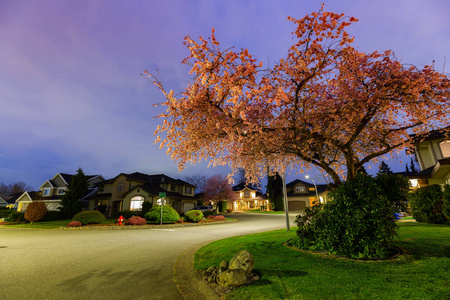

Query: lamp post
[305,175,320,204]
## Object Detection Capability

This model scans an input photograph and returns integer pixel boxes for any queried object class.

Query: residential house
[408,128,450,188]
[285,179,328,211]
[87,172,198,217]
[232,183,268,211]
[15,173,104,211]
[0,196,8,208]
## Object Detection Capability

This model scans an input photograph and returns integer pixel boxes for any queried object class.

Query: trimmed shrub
[126,216,147,225]
[294,204,323,241]
[7,211,26,223]
[0,209,15,218]
[144,205,180,224]
[203,210,215,218]
[207,215,215,219]
[218,201,227,212]
[443,184,450,221]
[113,210,141,219]
[409,184,448,224]
[72,210,106,225]
[178,218,185,223]
[185,210,203,222]
[24,201,47,224]
[294,174,398,259]
[41,211,65,222]
[226,208,232,213]
[214,215,226,221]
[67,221,82,227]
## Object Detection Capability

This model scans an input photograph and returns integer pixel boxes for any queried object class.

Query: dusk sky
[1,0,449,190]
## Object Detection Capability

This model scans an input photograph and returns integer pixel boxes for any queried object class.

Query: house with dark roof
[15,173,104,211]
[285,179,328,211]
[87,172,198,217]
[232,183,267,211]
[0,196,8,208]
[408,127,450,188]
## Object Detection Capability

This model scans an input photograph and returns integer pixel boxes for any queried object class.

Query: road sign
[159,192,166,197]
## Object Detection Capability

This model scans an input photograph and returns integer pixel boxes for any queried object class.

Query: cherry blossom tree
[203,174,235,204]
[147,5,450,185]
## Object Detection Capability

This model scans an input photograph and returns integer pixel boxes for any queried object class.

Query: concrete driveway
[0,213,297,299]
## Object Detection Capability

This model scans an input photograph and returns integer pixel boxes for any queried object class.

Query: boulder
[216,269,247,287]
[228,250,254,275]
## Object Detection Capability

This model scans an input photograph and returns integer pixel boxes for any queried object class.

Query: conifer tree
[60,168,88,218]
[378,161,393,175]
[266,171,283,211]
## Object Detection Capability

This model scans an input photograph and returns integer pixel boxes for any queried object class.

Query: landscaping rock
[219,260,229,269]
[216,269,247,287]
[228,250,254,275]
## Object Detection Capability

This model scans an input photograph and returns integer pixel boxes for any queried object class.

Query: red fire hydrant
[117,215,124,225]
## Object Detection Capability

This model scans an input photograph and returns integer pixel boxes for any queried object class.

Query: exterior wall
[52,175,67,187]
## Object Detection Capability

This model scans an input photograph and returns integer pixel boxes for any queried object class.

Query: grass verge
[195,223,450,299]
[1,219,117,229]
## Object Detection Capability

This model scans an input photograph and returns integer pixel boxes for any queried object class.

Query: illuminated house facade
[285,179,328,211]
[232,183,268,211]
[408,128,450,189]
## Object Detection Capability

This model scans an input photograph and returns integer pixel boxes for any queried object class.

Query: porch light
[409,179,419,188]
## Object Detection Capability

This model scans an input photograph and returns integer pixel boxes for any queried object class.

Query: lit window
[295,186,306,193]
[130,196,144,211]
[440,140,450,158]
[409,179,419,188]
[43,189,50,196]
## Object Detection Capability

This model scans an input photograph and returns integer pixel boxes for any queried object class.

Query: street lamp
[305,175,320,204]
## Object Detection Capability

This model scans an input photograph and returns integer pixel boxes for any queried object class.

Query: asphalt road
[0,213,297,300]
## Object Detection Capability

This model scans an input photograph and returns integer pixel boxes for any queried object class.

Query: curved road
[0,213,296,299]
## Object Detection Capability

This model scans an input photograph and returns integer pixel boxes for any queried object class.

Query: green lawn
[195,223,450,299]
[1,219,117,229]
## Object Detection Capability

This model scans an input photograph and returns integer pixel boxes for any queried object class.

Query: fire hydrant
[117,215,124,225]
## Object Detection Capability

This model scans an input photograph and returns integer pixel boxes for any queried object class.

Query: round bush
[185,210,203,222]
[72,210,106,225]
[126,216,147,225]
[295,174,398,259]
[144,205,180,224]
[202,210,215,218]
[207,215,215,220]
[113,210,141,219]
[67,221,82,227]
[0,209,15,218]
[214,215,226,221]
[443,184,450,221]
[409,184,448,224]
[25,201,47,224]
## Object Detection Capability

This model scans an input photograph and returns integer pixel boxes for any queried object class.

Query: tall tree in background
[184,173,208,194]
[60,168,88,218]
[409,157,418,174]
[0,181,33,199]
[266,171,284,211]
[378,161,393,175]
[148,5,450,185]
[235,168,259,191]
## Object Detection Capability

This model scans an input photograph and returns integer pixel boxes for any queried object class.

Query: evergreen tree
[60,168,88,218]
[410,157,417,174]
[378,161,393,175]
[405,164,410,173]
[266,171,283,211]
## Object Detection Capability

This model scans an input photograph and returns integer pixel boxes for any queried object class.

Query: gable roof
[101,172,194,187]
[286,179,328,196]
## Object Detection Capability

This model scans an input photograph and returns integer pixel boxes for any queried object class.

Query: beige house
[16,173,103,212]
[232,183,268,211]
[87,172,198,217]
[285,179,328,212]
[409,128,450,188]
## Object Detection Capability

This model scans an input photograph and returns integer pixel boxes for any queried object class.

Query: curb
[174,242,220,300]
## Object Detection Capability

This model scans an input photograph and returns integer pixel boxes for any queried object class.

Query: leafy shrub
[145,205,180,224]
[207,215,215,219]
[294,203,322,241]
[97,204,107,214]
[443,184,450,221]
[295,174,398,259]
[25,201,47,224]
[126,216,147,225]
[185,210,203,222]
[376,173,409,212]
[214,215,226,221]
[7,211,26,223]
[203,210,215,218]
[0,209,15,218]
[226,208,232,213]
[72,210,106,225]
[40,210,65,222]
[67,221,82,227]
[218,201,227,212]
[178,218,185,223]
[409,184,448,224]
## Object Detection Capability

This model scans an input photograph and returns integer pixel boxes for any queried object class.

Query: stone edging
[60,219,237,230]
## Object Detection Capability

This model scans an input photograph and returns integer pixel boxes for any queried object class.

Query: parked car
[193,205,213,212]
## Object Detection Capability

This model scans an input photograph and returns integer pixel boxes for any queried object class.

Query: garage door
[183,202,195,213]
[288,201,306,211]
